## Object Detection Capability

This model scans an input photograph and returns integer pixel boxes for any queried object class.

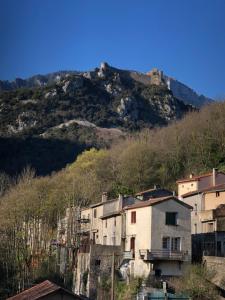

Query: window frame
[131,211,136,224]
[162,237,170,250]
[165,212,178,226]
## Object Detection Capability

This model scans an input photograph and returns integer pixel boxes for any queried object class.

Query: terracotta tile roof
[7,280,82,300]
[123,196,192,210]
[176,172,213,183]
[181,183,225,198]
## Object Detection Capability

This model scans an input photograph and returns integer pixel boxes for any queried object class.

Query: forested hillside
[0,101,225,298]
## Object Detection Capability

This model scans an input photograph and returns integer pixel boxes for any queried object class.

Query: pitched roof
[100,211,121,219]
[181,183,225,198]
[123,196,192,210]
[135,187,172,196]
[7,280,82,300]
[176,172,213,183]
[90,198,117,208]
[135,188,155,196]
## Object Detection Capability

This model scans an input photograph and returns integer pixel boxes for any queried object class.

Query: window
[130,237,135,258]
[114,217,116,226]
[216,191,220,197]
[171,237,181,251]
[131,211,136,224]
[95,259,101,266]
[165,212,177,225]
[162,237,170,250]
[208,222,214,232]
[105,219,107,228]
[103,235,107,245]
[94,209,97,218]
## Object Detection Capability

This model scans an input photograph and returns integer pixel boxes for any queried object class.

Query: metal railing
[139,249,187,261]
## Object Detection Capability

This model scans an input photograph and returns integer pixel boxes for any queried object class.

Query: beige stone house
[177,168,225,197]
[73,188,192,298]
[122,196,192,277]
[178,170,225,234]
[181,183,225,260]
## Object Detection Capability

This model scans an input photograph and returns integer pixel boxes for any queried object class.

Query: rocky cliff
[0,63,196,175]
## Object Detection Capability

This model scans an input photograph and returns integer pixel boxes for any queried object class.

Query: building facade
[122,196,192,278]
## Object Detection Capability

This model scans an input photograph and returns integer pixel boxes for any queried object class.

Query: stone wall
[203,256,225,289]
[74,244,122,300]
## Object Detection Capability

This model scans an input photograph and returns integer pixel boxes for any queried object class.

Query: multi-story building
[179,179,225,261]
[178,169,225,234]
[177,168,225,197]
[195,186,225,260]
[73,189,192,298]
[122,196,192,278]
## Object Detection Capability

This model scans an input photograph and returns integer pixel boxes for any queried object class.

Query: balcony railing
[139,249,188,261]
[77,218,90,224]
[123,250,134,260]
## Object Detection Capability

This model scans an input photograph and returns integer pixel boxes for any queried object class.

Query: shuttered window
[131,211,136,224]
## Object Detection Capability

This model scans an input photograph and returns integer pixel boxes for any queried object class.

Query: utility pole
[111,252,115,300]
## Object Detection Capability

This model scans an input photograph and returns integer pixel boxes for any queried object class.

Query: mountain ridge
[0,62,201,175]
[0,63,213,108]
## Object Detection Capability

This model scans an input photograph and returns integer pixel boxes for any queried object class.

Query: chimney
[173,191,176,196]
[118,194,123,202]
[102,192,108,202]
[213,168,217,186]
[118,194,123,209]
[189,173,194,179]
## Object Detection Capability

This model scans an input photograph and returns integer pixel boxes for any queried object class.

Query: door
[217,241,222,256]
[130,237,135,258]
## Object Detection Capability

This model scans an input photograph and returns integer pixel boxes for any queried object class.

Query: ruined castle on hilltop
[146,68,169,87]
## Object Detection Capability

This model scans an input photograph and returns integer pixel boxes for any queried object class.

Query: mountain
[0,64,213,108]
[0,63,197,175]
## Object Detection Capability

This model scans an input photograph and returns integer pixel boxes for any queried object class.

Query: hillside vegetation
[0,101,225,297]
[0,63,193,175]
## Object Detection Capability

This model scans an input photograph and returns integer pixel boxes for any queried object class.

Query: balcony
[123,250,134,260]
[77,218,90,224]
[139,249,188,261]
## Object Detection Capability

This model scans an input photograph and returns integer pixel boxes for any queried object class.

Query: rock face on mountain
[0,64,213,108]
[0,63,197,175]
[0,63,193,136]
[165,77,212,107]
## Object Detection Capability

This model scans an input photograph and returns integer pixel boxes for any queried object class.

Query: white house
[122,196,192,277]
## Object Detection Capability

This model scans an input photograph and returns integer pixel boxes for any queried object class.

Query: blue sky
[0,0,225,98]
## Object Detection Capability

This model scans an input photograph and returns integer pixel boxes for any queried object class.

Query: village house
[73,189,192,298]
[177,168,225,197]
[121,196,192,278]
[7,280,82,300]
[177,169,225,234]
[194,185,225,260]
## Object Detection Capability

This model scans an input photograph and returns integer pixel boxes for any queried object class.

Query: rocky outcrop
[117,97,138,121]
[62,77,83,93]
